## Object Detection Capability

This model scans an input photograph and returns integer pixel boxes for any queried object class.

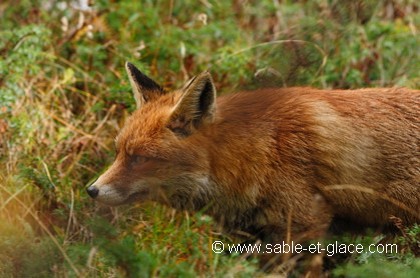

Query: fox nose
[86,186,99,198]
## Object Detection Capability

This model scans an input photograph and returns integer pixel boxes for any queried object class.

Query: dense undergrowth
[0,0,419,277]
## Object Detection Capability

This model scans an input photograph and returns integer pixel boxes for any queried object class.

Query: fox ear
[125,62,164,109]
[168,72,216,136]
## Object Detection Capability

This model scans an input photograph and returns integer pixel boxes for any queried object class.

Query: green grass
[0,0,419,276]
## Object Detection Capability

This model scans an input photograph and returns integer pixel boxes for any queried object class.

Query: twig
[0,184,81,276]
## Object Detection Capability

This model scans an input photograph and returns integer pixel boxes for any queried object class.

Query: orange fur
[88,63,419,244]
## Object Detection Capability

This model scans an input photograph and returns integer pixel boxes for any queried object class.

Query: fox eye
[131,155,149,164]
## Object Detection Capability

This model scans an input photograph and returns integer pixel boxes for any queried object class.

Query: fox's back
[211,87,419,225]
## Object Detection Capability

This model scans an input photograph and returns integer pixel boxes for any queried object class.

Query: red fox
[87,62,419,244]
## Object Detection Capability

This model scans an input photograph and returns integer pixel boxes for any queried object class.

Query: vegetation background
[0,0,419,277]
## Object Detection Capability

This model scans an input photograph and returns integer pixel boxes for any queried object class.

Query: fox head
[86,62,217,208]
